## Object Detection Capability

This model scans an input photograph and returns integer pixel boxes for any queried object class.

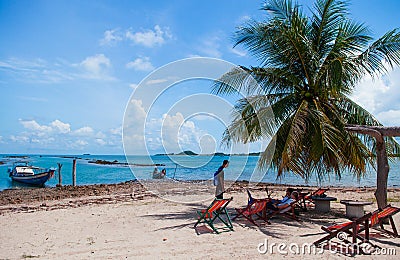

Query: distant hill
[213,152,229,156]
[177,150,198,156]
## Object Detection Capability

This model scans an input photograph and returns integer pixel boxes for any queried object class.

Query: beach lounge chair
[300,188,329,210]
[314,212,375,252]
[369,205,400,237]
[314,205,400,251]
[304,187,329,200]
[265,199,299,221]
[233,199,269,226]
[194,197,234,234]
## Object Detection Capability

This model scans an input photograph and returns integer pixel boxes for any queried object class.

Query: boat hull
[10,170,54,186]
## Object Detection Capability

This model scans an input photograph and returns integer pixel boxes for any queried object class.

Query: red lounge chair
[370,205,400,237]
[194,197,234,234]
[315,205,400,252]
[304,187,329,200]
[265,199,299,221]
[301,188,329,209]
[314,212,375,252]
[233,199,269,226]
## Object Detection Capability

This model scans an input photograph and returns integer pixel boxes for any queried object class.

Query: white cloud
[351,75,389,114]
[229,47,247,57]
[144,112,213,154]
[80,54,114,80]
[196,35,222,58]
[9,118,124,152]
[0,56,115,84]
[71,140,89,148]
[20,119,52,132]
[100,29,123,46]
[129,83,139,89]
[0,57,46,72]
[51,120,71,134]
[144,76,181,85]
[95,138,107,146]
[0,58,72,84]
[20,119,72,134]
[110,127,122,136]
[146,78,168,85]
[128,99,147,122]
[376,110,400,126]
[96,131,107,139]
[126,57,154,71]
[73,126,94,136]
[126,25,172,47]
[350,68,400,127]
[10,135,30,143]
[123,99,148,154]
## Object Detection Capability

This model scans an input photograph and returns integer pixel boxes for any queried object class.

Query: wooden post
[72,159,76,187]
[57,163,63,187]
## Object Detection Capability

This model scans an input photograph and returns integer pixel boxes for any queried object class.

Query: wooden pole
[72,159,76,187]
[57,163,63,187]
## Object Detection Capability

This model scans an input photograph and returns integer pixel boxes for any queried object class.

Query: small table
[311,196,337,213]
[340,200,373,218]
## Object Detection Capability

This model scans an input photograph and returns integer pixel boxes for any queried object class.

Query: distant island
[154,151,261,156]
[155,150,198,156]
[88,159,164,167]
[177,150,198,156]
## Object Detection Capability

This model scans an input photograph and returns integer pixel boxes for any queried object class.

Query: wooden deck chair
[266,199,299,221]
[302,188,329,209]
[370,205,400,237]
[304,187,329,200]
[233,199,269,226]
[314,212,375,251]
[194,197,234,234]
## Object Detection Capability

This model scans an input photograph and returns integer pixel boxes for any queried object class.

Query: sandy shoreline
[0,181,399,259]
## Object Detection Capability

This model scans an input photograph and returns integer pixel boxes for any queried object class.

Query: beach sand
[0,181,399,259]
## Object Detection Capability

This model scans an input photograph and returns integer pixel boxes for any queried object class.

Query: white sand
[0,188,399,259]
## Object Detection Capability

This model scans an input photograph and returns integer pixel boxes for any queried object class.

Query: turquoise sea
[1,154,399,191]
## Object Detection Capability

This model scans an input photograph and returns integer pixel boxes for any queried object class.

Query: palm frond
[357,29,400,77]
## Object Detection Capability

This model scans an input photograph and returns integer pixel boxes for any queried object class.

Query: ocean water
[0,154,399,191]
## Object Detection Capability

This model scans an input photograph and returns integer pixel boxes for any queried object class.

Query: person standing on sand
[213,160,229,199]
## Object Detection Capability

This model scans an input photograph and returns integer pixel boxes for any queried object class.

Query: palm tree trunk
[375,134,389,209]
[345,126,389,209]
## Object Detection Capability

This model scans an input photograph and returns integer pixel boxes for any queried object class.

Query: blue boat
[8,162,55,186]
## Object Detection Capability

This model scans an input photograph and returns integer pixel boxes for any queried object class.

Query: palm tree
[213,0,400,206]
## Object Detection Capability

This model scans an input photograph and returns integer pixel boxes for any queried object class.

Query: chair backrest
[207,198,232,213]
[377,205,400,220]
[313,188,329,196]
[367,205,400,227]
[248,200,267,214]
[247,189,254,205]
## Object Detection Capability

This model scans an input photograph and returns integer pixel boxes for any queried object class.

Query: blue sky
[0,0,400,155]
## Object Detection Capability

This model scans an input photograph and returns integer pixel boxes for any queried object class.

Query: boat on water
[8,161,55,186]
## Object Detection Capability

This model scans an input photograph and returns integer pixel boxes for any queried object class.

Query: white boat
[8,161,55,186]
